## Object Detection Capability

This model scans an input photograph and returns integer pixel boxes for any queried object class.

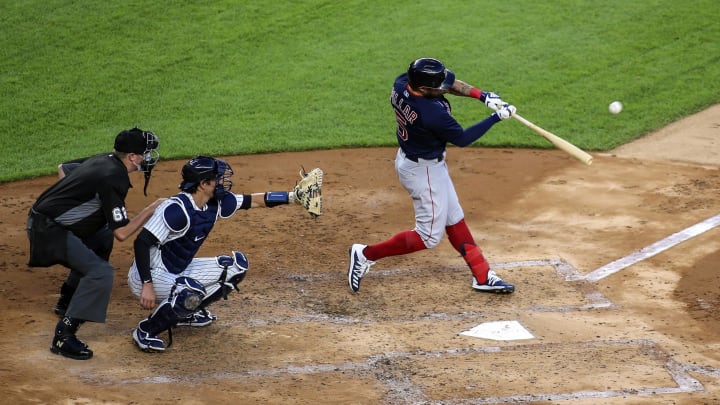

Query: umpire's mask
[114,127,160,196]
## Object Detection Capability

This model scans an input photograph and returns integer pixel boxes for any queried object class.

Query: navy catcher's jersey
[144,192,241,274]
[33,153,132,239]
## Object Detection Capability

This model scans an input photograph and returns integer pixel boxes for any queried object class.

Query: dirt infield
[2,106,720,404]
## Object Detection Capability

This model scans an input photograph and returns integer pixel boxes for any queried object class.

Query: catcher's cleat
[348,244,375,293]
[132,328,166,352]
[176,309,217,327]
[472,271,515,294]
[51,334,93,360]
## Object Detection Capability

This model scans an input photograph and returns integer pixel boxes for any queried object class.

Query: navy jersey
[33,153,132,239]
[141,191,241,275]
[390,73,501,159]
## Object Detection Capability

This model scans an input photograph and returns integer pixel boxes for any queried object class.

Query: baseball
[609,101,623,115]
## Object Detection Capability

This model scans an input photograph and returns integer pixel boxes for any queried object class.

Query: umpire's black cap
[114,127,158,154]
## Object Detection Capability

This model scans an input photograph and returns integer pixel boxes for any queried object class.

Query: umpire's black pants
[27,211,115,323]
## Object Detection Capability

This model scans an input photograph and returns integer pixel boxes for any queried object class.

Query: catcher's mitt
[292,167,323,218]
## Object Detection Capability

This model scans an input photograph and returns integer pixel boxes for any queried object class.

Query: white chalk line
[211,215,720,401]
[108,259,715,403]
[584,213,720,282]
[115,340,706,404]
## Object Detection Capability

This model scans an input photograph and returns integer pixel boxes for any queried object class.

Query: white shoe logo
[194,235,205,242]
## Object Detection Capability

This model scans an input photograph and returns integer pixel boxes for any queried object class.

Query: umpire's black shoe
[51,334,93,360]
[50,316,93,360]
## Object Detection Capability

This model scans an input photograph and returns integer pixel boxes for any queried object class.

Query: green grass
[1,0,718,182]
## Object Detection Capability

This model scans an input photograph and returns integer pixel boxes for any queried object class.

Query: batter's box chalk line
[114,339,705,404]
[583,212,720,282]
[379,340,705,404]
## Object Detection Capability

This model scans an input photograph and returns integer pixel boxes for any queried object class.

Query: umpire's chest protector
[160,194,219,274]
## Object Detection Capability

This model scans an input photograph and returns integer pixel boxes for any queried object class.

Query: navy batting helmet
[407,58,455,91]
[179,156,234,198]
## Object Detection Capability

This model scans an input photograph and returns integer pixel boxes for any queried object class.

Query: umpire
[26,127,163,360]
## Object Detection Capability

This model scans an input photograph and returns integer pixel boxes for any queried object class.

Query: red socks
[446,219,489,283]
[462,244,490,284]
[446,218,474,248]
[363,219,489,283]
[363,230,426,261]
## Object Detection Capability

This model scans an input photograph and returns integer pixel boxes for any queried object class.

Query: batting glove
[495,103,516,120]
[482,91,505,110]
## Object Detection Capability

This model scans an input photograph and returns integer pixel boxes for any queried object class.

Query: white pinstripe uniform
[127,191,246,302]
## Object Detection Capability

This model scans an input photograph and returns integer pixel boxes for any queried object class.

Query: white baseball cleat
[132,325,166,352]
[472,271,515,293]
[348,244,374,293]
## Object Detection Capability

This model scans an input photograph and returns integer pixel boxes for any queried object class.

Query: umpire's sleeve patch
[163,202,189,232]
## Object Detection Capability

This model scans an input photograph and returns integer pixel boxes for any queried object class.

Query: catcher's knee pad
[169,276,206,318]
[202,251,248,306]
[216,250,248,289]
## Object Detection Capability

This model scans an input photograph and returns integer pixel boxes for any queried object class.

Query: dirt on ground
[1,106,720,404]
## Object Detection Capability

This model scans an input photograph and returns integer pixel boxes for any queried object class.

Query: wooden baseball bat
[512,113,593,165]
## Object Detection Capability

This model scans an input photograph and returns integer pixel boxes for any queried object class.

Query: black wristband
[239,194,252,210]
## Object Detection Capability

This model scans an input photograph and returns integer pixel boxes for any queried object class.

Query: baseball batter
[348,57,516,294]
[127,155,309,352]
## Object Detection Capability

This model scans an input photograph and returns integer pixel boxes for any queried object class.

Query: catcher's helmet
[407,57,455,91]
[179,156,233,198]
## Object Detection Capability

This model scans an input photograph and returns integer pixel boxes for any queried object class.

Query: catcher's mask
[179,156,234,199]
[407,57,455,91]
[114,127,160,196]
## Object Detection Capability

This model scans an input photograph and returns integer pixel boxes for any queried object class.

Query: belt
[407,155,444,163]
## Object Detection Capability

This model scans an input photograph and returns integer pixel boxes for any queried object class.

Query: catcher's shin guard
[134,277,207,351]
[133,322,166,352]
[170,276,207,318]
[134,303,177,352]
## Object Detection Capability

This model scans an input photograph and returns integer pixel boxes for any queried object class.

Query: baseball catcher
[127,156,323,352]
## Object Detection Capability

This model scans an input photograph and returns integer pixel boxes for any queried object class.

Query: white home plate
[460,320,534,341]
